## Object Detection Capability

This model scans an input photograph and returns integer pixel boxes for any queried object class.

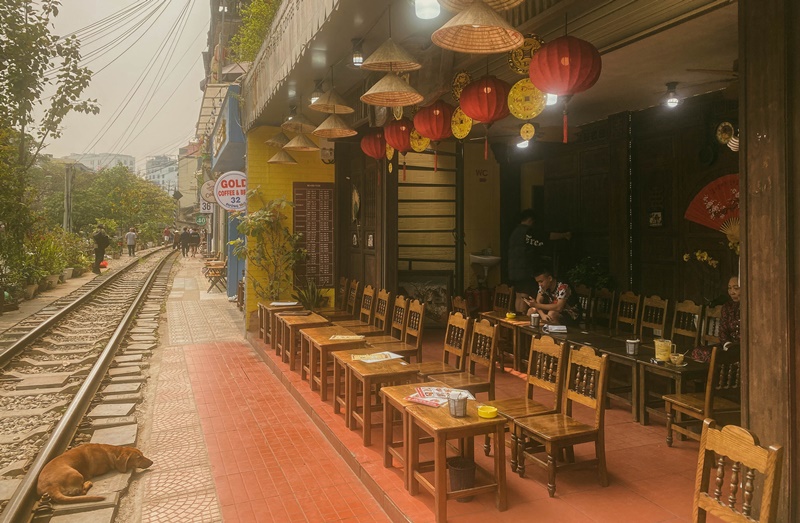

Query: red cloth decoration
[414,100,453,171]
[360,129,385,160]
[459,76,510,159]
[385,118,413,179]
[529,35,601,143]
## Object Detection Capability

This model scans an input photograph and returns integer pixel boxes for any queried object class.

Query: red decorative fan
[684,173,740,243]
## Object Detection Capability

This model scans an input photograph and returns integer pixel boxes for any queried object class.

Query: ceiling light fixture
[310,80,324,104]
[545,93,558,106]
[415,0,441,19]
[663,81,681,109]
[351,39,364,68]
[516,139,529,148]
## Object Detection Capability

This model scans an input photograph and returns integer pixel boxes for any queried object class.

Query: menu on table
[293,182,335,288]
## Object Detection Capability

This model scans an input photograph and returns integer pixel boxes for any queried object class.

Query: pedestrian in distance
[189,228,201,257]
[124,228,137,256]
[163,226,171,246]
[92,225,110,274]
[180,227,191,257]
[172,230,180,250]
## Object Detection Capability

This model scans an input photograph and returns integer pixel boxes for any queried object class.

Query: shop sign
[201,180,216,203]
[195,215,207,226]
[213,170,247,211]
[199,200,214,213]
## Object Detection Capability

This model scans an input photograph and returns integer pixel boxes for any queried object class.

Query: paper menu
[350,351,403,363]
[329,334,366,341]
[270,301,299,306]
[415,386,475,400]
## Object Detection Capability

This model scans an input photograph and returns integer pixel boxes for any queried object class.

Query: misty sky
[41,0,209,171]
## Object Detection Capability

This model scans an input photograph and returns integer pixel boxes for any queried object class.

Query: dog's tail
[46,490,105,504]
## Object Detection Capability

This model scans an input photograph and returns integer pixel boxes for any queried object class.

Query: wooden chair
[321,279,360,320]
[639,295,669,341]
[701,305,722,346]
[334,284,376,328]
[365,299,426,362]
[693,419,783,523]
[671,299,703,349]
[451,295,469,318]
[479,284,515,372]
[339,288,392,336]
[490,284,514,314]
[663,345,740,445]
[483,335,568,471]
[433,319,498,400]
[366,295,409,345]
[588,288,615,334]
[614,291,641,338]
[204,260,227,292]
[316,276,349,314]
[514,346,610,497]
[574,285,592,327]
[410,312,472,380]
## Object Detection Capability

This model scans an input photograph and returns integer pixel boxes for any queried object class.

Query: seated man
[523,266,581,326]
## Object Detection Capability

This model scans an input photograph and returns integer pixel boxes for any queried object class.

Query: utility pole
[217,0,226,81]
[63,163,73,232]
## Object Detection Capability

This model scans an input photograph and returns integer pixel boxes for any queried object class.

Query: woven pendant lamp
[308,89,354,114]
[264,132,290,148]
[313,113,357,138]
[267,150,298,164]
[281,113,317,134]
[439,0,523,11]
[283,134,319,152]
[361,73,424,107]
[432,0,524,54]
[361,38,421,72]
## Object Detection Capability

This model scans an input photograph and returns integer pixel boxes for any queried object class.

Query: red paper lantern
[414,100,453,171]
[385,117,413,178]
[360,130,385,160]
[459,76,510,159]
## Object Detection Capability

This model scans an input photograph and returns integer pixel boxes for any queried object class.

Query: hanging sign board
[213,170,247,211]
[199,200,214,213]
[201,180,216,203]
[195,215,207,226]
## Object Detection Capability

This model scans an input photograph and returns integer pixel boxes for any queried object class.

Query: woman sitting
[523,266,581,326]
[719,275,740,349]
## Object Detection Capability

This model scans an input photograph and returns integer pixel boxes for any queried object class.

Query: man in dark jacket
[180,227,191,257]
[92,225,110,274]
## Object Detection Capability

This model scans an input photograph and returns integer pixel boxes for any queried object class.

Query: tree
[229,0,278,63]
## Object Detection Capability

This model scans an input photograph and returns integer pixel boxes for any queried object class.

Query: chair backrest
[451,296,469,318]
[694,419,783,523]
[562,346,609,429]
[525,335,568,412]
[672,299,703,348]
[335,276,349,310]
[701,305,722,346]
[492,284,514,314]
[345,280,360,314]
[389,295,410,339]
[639,295,669,340]
[466,319,498,385]
[443,312,472,370]
[703,345,741,416]
[358,285,376,324]
[616,291,642,336]
[591,288,616,329]
[403,299,426,354]
[373,289,393,332]
[574,285,592,325]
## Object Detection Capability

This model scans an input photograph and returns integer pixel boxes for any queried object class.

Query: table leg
[333,358,342,415]
[409,419,420,495]
[309,343,318,392]
[363,376,372,446]
[320,348,329,401]
[494,424,508,511]
[434,434,447,523]
[638,364,648,425]
[288,328,297,370]
[512,327,520,372]
[383,399,394,468]
[345,367,354,429]
[300,336,309,380]
[631,362,640,423]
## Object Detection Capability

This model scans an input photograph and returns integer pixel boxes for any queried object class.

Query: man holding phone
[523,266,581,326]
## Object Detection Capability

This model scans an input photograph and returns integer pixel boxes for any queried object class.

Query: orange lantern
[459,76,511,159]
[360,129,385,160]
[529,35,602,142]
[413,100,453,171]
[385,117,413,179]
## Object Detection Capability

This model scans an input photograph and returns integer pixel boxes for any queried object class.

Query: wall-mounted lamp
[663,81,681,108]
[351,39,364,68]
[415,0,440,19]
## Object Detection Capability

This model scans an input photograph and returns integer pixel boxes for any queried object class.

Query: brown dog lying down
[37,443,153,503]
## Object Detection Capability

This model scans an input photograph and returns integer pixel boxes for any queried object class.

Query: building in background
[177,142,202,226]
[62,153,135,172]
[144,155,178,193]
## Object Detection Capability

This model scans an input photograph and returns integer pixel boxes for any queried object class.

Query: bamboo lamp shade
[281,113,317,134]
[283,134,320,152]
[313,113,357,138]
[431,0,524,54]
[439,0,523,11]
[361,38,421,72]
[264,132,290,148]
[267,150,298,164]
[308,89,354,114]
[360,73,424,107]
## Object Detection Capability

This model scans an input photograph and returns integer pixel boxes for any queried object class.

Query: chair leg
[517,433,526,478]
[510,429,518,472]
[564,446,575,464]
[596,434,609,487]
[665,402,674,447]
[545,442,557,497]
[484,433,491,456]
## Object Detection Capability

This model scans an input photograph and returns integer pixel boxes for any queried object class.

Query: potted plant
[291,278,329,311]
[20,252,45,299]
[566,256,614,290]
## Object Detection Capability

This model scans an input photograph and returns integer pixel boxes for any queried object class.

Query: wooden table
[346,358,422,446]
[260,302,303,345]
[638,352,708,425]
[300,326,366,399]
[479,311,530,372]
[276,312,329,371]
[407,401,508,523]
[331,348,384,425]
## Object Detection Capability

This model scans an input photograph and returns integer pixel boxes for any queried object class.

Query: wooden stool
[300,326,366,398]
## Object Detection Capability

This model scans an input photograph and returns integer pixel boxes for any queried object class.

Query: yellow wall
[463,142,501,290]
[244,126,335,325]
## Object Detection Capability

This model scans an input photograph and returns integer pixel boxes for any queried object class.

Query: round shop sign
[201,180,216,203]
[213,170,247,211]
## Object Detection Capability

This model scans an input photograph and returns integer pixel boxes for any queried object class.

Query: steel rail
[0,247,167,369]
[0,249,177,523]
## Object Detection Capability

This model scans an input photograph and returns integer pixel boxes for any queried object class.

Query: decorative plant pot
[46,274,60,289]
[61,267,74,281]
[112,252,121,259]
[38,281,49,293]
[24,284,38,300]
[72,267,84,277]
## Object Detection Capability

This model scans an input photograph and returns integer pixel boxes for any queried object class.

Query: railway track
[0,248,177,522]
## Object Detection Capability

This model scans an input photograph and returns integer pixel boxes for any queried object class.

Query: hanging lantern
[431,0,523,54]
[384,117,413,179]
[459,75,511,159]
[264,132,290,148]
[529,35,602,143]
[313,114,357,138]
[281,113,317,134]
[267,150,298,164]
[413,100,453,171]
[360,130,386,160]
[283,134,319,152]
[308,89,354,114]
[361,38,421,72]
[361,73,424,107]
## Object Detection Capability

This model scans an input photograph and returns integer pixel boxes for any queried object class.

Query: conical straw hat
[360,73,423,108]
[439,0,523,11]
[313,114,357,138]
[308,89,354,114]
[267,150,298,164]
[264,132,290,148]
[283,134,320,152]
[361,38,421,72]
[432,0,524,54]
[281,113,317,134]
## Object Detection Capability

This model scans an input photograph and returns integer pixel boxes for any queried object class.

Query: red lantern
[360,130,385,160]
[385,117,412,179]
[459,76,511,159]
[414,100,453,172]
[529,35,602,143]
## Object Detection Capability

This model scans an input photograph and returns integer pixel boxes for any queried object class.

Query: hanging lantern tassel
[402,153,407,181]
[433,142,438,172]
[561,95,573,144]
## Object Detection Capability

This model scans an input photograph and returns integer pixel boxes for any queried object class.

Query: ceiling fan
[685,59,739,99]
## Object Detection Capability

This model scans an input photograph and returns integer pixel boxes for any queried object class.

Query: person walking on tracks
[189,228,201,257]
[180,227,191,257]
[92,225,110,274]
[124,228,137,256]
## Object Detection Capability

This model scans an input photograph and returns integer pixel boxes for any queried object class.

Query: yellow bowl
[477,405,498,418]
[669,353,685,365]
[505,312,517,319]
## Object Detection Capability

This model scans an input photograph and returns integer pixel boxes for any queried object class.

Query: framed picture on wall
[366,233,374,249]
[648,211,663,227]
[397,270,453,328]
